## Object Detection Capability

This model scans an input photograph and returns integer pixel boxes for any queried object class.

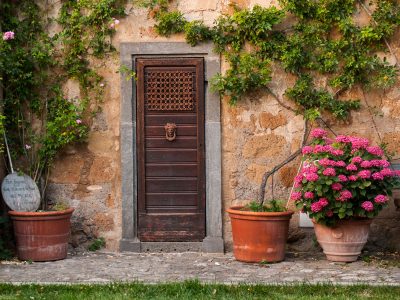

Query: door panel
[136,58,205,242]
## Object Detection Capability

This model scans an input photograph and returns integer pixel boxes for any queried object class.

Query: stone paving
[1,251,399,285]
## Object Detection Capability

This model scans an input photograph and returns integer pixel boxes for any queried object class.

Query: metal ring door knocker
[164,122,177,141]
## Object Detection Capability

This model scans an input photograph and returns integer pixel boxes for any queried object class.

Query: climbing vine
[0,0,128,204]
[144,0,400,203]
[149,0,400,121]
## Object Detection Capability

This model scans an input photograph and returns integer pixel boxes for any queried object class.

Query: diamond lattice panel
[144,68,196,111]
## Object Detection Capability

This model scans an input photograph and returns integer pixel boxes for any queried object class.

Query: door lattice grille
[144,69,196,111]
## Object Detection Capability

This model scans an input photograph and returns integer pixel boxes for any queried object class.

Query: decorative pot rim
[8,207,74,217]
[227,206,294,217]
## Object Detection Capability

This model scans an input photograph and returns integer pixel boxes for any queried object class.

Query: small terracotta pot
[9,208,74,261]
[313,218,372,262]
[227,206,293,263]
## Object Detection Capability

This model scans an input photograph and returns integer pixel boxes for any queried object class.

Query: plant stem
[258,120,309,204]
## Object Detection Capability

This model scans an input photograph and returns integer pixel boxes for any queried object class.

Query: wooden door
[136,58,205,242]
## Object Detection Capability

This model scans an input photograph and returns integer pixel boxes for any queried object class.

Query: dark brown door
[136,58,205,242]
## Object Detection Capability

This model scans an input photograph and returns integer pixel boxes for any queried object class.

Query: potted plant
[292,128,400,262]
[227,199,293,263]
[1,19,88,260]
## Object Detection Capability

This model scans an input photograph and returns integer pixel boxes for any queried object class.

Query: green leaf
[363,181,372,187]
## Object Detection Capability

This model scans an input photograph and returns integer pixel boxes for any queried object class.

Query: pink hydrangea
[323,137,333,144]
[311,128,327,138]
[332,183,343,191]
[366,146,384,156]
[338,190,352,201]
[338,175,348,182]
[313,145,326,153]
[302,146,313,154]
[379,160,390,168]
[304,192,314,199]
[319,198,329,207]
[330,149,344,156]
[324,145,334,152]
[348,175,358,181]
[352,156,363,164]
[305,173,319,182]
[290,191,302,201]
[2,31,14,41]
[294,181,302,188]
[350,137,369,150]
[318,158,332,167]
[361,201,374,212]
[334,161,346,167]
[323,168,336,176]
[360,160,372,168]
[311,202,322,212]
[294,174,304,184]
[346,164,358,171]
[372,172,384,180]
[326,210,333,217]
[303,164,318,173]
[394,170,400,176]
[374,195,388,204]
[358,170,371,179]
[380,168,393,177]
[370,160,381,167]
[335,135,351,143]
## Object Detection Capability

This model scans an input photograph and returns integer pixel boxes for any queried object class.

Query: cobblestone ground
[1,251,399,285]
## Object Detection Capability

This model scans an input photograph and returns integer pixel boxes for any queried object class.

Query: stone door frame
[119,42,223,252]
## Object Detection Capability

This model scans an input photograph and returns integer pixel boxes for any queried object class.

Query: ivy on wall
[0,0,127,200]
[149,0,400,121]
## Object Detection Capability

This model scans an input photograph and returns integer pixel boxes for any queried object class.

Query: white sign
[1,173,41,212]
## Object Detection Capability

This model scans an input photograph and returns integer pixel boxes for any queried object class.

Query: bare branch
[361,88,383,142]
[258,120,309,204]
[316,117,337,136]
[266,87,297,113]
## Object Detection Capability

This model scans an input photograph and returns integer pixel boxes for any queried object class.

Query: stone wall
[44,0,400,251]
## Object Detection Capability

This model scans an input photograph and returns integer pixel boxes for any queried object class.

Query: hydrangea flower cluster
[292,128,400,226]
[2,31,14,41]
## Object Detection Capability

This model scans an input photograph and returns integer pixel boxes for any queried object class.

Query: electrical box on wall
[299,212,314,228]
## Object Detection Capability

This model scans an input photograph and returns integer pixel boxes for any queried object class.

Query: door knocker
[164,122,177,141]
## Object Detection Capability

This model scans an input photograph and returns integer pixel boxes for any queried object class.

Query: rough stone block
[242,133,287,158]
[178,0,217,12]
[88,157,115,183]
[88,132,115,155]
[259,111,287,129]
[49,156,84,184]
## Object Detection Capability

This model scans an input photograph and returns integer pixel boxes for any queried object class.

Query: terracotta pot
[9,208,74,261]
[227,206,293,263]
[313,218,372,262]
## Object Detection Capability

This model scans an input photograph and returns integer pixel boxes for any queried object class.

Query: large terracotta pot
[227,206,293,263]
[313,218,372,262]
[9,208,74,261]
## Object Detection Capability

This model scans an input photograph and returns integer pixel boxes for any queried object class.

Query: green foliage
[51,202,70,212]
[150,1,400,120]
[154,11,187,36]
[245,199,286,212]
[211,53,272,105]
[88,237,106,251]
[0,281,399,299]
[137,0,169,17]
[0,0,124,209]
[184,21,213,47]
[285,75,360,119]
[57,0,126,89]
